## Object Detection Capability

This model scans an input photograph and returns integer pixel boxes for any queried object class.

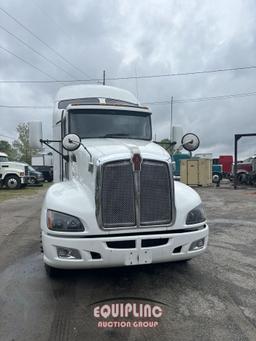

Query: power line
[0,7,91,78]
[0,45,56,80]
[175,91,256,103]
[0,78,98,84]
[0,79,94,84]
[0,23,75,79]
[0,104,52,109]
[107,65,256,81]
[2,89,256,109]
[33,0,71,40]
[143,90,256,105]
[0,63,256,84]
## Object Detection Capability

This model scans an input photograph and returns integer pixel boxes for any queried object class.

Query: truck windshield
[68,109,152,140]
[0,156,8,162]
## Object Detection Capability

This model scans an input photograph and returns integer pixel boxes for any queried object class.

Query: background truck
[23,163,44,185]
[231,156,256,185]
[218,155,233,178]
[0,152,28,189]
[32,153,53,182]
[29,84,208,277]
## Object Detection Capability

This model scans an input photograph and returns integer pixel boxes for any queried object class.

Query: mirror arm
[66,139,92,162]
[40,139,69,162]
[81,144,92,163]
[64,138,93,172]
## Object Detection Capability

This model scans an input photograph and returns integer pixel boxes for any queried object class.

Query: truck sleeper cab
[30,85,208,276]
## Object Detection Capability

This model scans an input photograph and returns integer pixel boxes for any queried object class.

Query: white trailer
[32,154,53,167]
[29,84,209,277]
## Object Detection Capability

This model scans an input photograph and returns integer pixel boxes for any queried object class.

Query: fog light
[189,238,205,251]
[56,247,81,259]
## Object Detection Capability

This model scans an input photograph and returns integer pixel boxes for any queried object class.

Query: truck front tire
[5,175,21,189]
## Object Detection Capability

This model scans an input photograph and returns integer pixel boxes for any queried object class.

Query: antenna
[103,70,106,85]
[170,96,174,140]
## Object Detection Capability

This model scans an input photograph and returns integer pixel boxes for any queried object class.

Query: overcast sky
[0,0,256,158]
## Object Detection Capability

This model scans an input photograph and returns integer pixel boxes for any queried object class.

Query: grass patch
[0,182,52,203]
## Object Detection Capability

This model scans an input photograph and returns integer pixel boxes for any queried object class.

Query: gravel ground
[0,182,255,341]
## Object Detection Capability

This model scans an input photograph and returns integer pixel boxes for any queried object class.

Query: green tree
[13,123,37,164]
[0,140,18,160]
[159,138,174,154]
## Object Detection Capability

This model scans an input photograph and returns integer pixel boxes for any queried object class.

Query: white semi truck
[29,85,208,277]
[0,152,29,189]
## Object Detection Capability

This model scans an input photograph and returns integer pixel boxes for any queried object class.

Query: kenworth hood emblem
[132,153,142,172]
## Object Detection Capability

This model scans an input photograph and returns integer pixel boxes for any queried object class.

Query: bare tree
[13,123,37,164]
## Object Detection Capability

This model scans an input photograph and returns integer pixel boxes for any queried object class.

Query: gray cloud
[0,0,256,158]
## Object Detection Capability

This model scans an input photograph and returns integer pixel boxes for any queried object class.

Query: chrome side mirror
[62,134,81,151]
[181,133,200,152]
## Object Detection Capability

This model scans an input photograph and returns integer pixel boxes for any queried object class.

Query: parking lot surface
[0,184,255,341]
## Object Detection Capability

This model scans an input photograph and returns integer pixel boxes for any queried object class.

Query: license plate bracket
[125,249,152,266]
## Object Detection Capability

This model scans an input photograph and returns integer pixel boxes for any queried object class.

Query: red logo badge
[132,153,142,171]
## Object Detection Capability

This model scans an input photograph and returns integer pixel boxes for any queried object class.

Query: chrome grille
[140,160,171,225]
[101,161,136,227]
[100,159,172,228]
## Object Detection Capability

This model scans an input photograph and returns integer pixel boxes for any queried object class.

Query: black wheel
[212,172,222,183]
[20,184,27,188]
[30,177,37,185]
[238,173,247,184]
[45,174,53,182]
[5,175,21,189]
[44,263,62,278]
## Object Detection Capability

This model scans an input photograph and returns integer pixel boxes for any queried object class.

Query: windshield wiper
[104,133,130,138]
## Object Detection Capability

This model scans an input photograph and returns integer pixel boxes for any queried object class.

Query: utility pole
[170,96,174,141]
[135,64,139,100]
[103,70,106,85]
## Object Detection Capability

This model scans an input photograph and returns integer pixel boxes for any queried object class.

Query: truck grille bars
[140,160,172,226]
[99,159,172,229]
[102,161,136,227]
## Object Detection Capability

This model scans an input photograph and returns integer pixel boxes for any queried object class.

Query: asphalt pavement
[0,184,255,341]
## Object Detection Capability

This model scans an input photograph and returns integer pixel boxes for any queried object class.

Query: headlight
[47,210,84,232]
[186,204,206,225]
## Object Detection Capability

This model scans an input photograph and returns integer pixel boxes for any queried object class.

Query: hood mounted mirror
[62,134,81,151]
[181,133,200,152]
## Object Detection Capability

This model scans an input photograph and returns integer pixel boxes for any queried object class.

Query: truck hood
[43,180,202,236]
[0,161,26,170]
[81,138,170,162]
[72,138,171,196]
